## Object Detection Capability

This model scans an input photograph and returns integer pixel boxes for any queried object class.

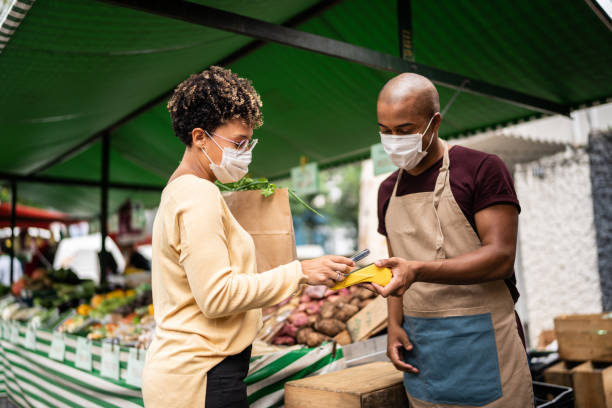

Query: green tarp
[1,0,611,214]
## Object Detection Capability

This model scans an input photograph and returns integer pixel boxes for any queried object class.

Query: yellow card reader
[332,263,392,290]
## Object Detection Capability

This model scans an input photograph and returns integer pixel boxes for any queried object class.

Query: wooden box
[543,361,582,388]
[284,362,408,408]
[554,313,612,362]
[572,361,612,408]
[346,296,388,342]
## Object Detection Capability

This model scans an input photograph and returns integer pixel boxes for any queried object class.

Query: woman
[142,66,354,408]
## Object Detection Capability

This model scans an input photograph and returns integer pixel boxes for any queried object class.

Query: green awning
[1,0,611,214]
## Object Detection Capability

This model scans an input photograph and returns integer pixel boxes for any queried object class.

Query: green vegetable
[216,177,322,217]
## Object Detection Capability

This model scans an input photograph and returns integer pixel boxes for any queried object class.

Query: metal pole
[9,181,16,285]
[100,132,110,285]
[397,0,413,61]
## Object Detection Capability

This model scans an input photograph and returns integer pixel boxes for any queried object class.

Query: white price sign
[49,332,66,361]
[10,323,20,344]
[125,348,145,387]
[75,337,92,371]
[100,342,120,380]
[24,326,36,350]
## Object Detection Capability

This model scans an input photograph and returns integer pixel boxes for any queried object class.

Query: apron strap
[432,141,450,259]
[392,168,403,198]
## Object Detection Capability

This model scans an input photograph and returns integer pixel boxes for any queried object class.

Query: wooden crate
[554,313,612,362]
[572,361,612,408]
[346,296,388,342]
[284,362,408,408]
[543,361,582,388]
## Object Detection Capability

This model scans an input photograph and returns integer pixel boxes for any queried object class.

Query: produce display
[259,285,376,347]
[0,264,155,348]
[57,284,154,348]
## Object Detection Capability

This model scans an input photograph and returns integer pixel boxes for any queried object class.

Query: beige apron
[385,142,534,407]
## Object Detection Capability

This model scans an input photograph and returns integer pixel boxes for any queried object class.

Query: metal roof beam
[0,172,164,191]
[100,0,571,118]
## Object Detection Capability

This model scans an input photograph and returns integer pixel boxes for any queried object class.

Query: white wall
[358,160,391,262]
[514,148,603,347]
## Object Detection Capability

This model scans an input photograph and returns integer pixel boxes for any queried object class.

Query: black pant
[205,346,252,408]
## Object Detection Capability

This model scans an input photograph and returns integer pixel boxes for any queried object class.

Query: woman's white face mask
[201,131,255,183]
[380,115,436,170]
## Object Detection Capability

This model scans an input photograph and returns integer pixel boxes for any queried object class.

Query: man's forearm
[388,295,404,327]
[415,244,515,285]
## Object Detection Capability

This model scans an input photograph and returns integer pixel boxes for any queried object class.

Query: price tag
[126,348,145,387]
[100,342,120,380]
[75,337,92,371]
[2,322,9,340]
[291,162,319,196]
[49,332,66,361]
[24,326,37,350]
[10,323,20,344]
[371,143,398,176]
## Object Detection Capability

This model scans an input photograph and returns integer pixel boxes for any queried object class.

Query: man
[370,73,534,407]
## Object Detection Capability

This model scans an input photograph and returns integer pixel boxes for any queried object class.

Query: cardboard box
[284,362,407,408]
[346,296,387,342]
[572,361,612,408]
[543,361,582,388]
[554,313,612,362]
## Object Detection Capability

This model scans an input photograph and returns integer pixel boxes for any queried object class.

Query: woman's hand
[363,257,420,297]
[300,256,355,288]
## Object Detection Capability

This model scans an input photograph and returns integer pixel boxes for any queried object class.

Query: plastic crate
[533,381,574,408]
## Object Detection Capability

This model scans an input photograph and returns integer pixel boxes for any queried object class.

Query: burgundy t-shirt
[377,145,526,345]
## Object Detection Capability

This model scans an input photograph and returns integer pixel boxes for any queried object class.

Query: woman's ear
[192,128,206,148]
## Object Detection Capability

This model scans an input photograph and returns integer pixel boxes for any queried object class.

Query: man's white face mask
[380,115,436,170]
[201,131,256,183]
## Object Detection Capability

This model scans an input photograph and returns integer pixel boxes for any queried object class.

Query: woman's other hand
[300,256,355,287]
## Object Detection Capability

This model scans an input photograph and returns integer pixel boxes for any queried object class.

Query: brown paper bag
[222,188,298,273]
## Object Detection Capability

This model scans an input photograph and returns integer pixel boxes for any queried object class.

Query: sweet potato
[299,294,311,303]
[279,323,298,338]
[288,312,309,327]
[304,285,327,299]
[307,315,319,326]
[314,318,346,337]
[335,303,359,322]
[305,301,322,315]
[273,336,296,346]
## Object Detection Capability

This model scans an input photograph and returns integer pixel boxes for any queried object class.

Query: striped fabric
[0,0,35,53]
[0,323,345,407]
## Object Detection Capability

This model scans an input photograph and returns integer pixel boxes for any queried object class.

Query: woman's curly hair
[167,66,263,146]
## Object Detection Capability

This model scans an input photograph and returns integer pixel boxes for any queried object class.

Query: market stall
[1,0,611,407]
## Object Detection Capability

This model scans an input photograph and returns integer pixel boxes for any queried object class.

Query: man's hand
[387,324,419,374]
[365,257,419,297]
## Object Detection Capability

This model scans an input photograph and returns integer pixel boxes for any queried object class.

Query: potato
[314,318,346,337]
[355,287,376,300]
[349,297,361,307]
[359,298,374,308]
[296,327,314,344]
[335,303,359,322]
[306,331,328,347]
[319,302,337,320]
